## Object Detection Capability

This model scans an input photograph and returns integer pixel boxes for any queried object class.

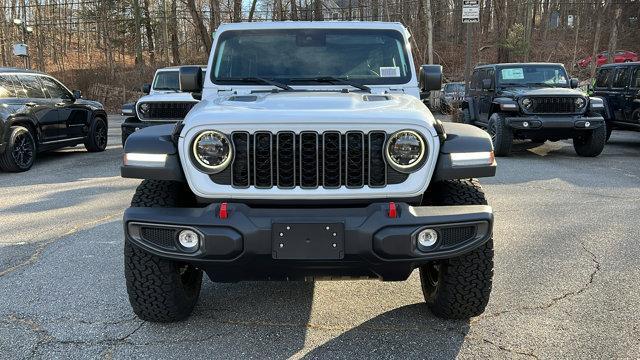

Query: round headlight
[522,98,533,109]
[139,103,150,114]
[575,97,586,109]
[385,130,426,173]
[191,130,232,173]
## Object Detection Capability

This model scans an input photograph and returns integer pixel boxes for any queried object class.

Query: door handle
[55,102,66,107]
[25,102,37,107]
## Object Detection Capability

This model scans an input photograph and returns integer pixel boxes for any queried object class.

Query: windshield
[211,29,411,86]
[444,83,465,93]
[498,66,569,87]
[153,71,179,91]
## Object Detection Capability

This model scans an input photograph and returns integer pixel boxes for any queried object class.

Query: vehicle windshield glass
[497,66,569,87]
[153,71,180,91]
[444,83,465,92]
[211,29,411,86]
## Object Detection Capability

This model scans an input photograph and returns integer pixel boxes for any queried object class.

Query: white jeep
[120,65,206,145]
[120,21,497,322]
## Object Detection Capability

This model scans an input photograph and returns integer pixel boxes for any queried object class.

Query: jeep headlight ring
[575,97,586,109]
[385,130,427,173]
[138,103,150,116]
[191,130,233,173]
[522,98,533,109]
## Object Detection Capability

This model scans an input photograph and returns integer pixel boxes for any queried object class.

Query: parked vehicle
[0,68,107,172]
[577,50,638,68]
[120,22,498,322]
[592,62,640,139]
[460,63,607,157]
[439,82,465,113]
[120,65,205,145]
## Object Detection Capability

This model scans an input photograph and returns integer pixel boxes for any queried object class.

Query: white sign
[13,43,28,57]
[462,0,480,23]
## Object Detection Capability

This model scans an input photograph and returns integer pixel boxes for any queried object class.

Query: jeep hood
[184,91,436,131]
[138,92,199,103]
[498,87,585,97]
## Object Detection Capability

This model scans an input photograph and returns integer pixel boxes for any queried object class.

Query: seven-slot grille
[210,131,409,189]
[143,102,196,119]
[529,97,578,114]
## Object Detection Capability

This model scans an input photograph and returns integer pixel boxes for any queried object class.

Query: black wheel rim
[425,263,441,287]
[95,120,107,149]
[488,120,497,143]
[12,132,35,168]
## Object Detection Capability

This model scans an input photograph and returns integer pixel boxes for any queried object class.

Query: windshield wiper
[289,77,371,92]
[218,77,294,91]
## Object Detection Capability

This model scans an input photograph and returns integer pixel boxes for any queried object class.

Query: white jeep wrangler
[120,65,206,145]
[121,21,497,322]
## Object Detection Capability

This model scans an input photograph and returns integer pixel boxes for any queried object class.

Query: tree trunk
[210,0,221,31]
[142,0,156,64]
[424,0,433,64]
[571,15,580,69]
[185,0,213,52]
[590,2,607,78]
[132,0,144,66]
[170,0,180,65]
[248,0,258,21]
[494,0,509,62]
[314,0,323,20]
[607,5,622,64]
[233,0,242,22]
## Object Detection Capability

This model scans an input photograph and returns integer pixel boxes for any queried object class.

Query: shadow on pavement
[301,303,470,359]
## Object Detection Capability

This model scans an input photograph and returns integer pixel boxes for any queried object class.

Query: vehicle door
[14,74,61,142]
[609,67,631,122]
[467,69,481,120]
[478,68,494,123]
[39,75,88,139]
[592,67,614,118]
[624,66,640,124]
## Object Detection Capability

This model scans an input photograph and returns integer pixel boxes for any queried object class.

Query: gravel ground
[0,115,639,359]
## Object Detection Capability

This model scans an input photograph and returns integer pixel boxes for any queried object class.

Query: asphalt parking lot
[1,115,639,359]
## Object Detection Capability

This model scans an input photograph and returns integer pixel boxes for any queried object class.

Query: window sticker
[501,68,524,80]
[380,67,401,77]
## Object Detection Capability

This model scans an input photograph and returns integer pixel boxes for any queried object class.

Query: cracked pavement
[0,115,639,359]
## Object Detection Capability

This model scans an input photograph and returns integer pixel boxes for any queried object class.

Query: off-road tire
[605,125,612,143]
[420,179,494,319]
[487,112,513,156]
[0,126,36,172]
[125,180,202,322]
[573,125,606,157]
[84,116,108,152]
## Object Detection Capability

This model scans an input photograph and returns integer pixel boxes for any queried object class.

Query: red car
[577,50,638,68]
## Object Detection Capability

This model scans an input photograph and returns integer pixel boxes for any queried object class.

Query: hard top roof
[215,21,408,34]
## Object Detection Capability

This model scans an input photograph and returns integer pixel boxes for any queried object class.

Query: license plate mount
[272,223,344,260]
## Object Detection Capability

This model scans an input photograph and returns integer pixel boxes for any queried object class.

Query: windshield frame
[496,65,570,88]
[209,28,412,87]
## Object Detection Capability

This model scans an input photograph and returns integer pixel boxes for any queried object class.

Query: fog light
[585,121,590,127]
[523,121,529,128]
[417,229,438,250]
[178,229,200,251]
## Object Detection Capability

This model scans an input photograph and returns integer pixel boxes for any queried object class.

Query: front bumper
[505,115,605,130]
[124,202,493,281]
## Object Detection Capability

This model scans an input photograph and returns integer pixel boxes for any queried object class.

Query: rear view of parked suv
[592,62,640,139]
[0,68,108,172]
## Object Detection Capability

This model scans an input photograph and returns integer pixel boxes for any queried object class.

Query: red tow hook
[219,202,228,219]
[388,202,398,218]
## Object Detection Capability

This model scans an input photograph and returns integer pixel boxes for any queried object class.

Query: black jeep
[461,63,607,157]
[592,62,640,140]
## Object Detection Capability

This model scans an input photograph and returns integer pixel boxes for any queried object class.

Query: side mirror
[482,78,493,90]
[72,90,82,99]
[570,78,579,89]
[141,83,151,95]
[419,65,442,92]
[179,66,204,95]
